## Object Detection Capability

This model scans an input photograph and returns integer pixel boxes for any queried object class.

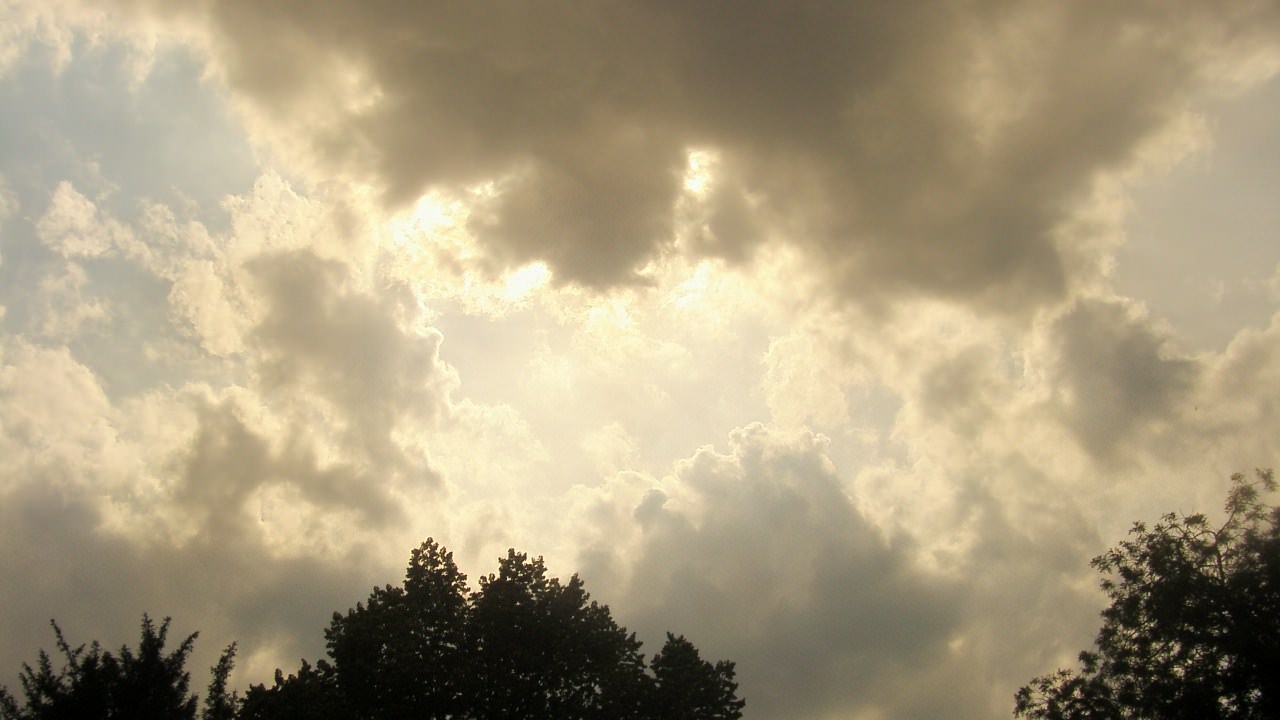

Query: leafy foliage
[0,615,236,720]
[247,538,744,719]
[1016,470,1280,720]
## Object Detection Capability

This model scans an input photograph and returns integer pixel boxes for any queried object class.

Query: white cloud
[0,340,120,490]
[33,261,109,340]
[36,181,135,258]
[581,421,639,476]
[167,258,245,357]
[0,0,83,74]
[762,317,861,433]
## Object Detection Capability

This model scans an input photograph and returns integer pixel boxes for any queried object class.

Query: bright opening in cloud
[682,148,718,197]
[501,261,550,302]
[2,4,1280,720]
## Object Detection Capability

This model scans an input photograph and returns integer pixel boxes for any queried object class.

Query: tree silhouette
[1016,470,1280,719]
[245,539,744,719]
[324,538,469,718]
[237,660,340,720]
[0,615,236,720]
[466,549,651,719]
[1,542,744,719]
[650,633,745,719]
[203,642,240,720]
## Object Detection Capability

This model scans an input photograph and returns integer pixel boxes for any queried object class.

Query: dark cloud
[0,337,438,690]
[176,397,406,530]
[0,376,397,696]
[918,345,1004,437]
[1052,298,1199,460]
[0,246,459,692]
[578,425,971,719]
[0,463,388,699]
[247,249,451,472]
[104,1,1278,305]
[177,397,273,531]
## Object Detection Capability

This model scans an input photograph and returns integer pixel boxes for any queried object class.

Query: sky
[1,2,1279,718]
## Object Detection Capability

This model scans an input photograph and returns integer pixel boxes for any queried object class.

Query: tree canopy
[0,615,236,720]
[3,541,743,719]
[1015,470,1280,720]
[242,539,744,719]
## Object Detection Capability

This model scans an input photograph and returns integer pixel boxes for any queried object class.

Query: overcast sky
[2,2,1279,718]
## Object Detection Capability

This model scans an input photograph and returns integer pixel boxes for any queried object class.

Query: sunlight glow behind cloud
[2,3,1279,719]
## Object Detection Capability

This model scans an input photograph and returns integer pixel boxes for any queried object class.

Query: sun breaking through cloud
[2,2,1280,718]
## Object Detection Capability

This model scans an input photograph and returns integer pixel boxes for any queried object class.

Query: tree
[324,538,470,719]
[238,660,342,720]
[248,539,745,719]
[467,549,651,719]
[650,634,745,720]
[203,642,240,720]
[1015,470,1280,720]
[0,615,237,720]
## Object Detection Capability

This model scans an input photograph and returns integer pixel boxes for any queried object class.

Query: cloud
[4,9,1280,720]
[573,424,981,719]
[1050,297,1198,461]
[0,149,470,690]
[31,261,109,340]
[166,258,245,357]
[36,181,135,258]
[85,1,1280,309]
[0,436,387,702]
[0,174,15,226]
[0,341,122,493]
[0,253,457,696]
[0,0,86,74]
[245,249,453,471]
[1191,309,1280,472]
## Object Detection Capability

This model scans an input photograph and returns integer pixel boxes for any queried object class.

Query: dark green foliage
[1016,470,1280,720]
[247,538,745,719]
[0,615,236,720]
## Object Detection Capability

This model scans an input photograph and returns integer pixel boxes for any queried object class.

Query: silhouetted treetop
[1,541,743,720]
[0,615,236,720]
[245,538,744,719]
[651,633,745,720]
[1016,470,1280,720]
[324,538,470,718]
